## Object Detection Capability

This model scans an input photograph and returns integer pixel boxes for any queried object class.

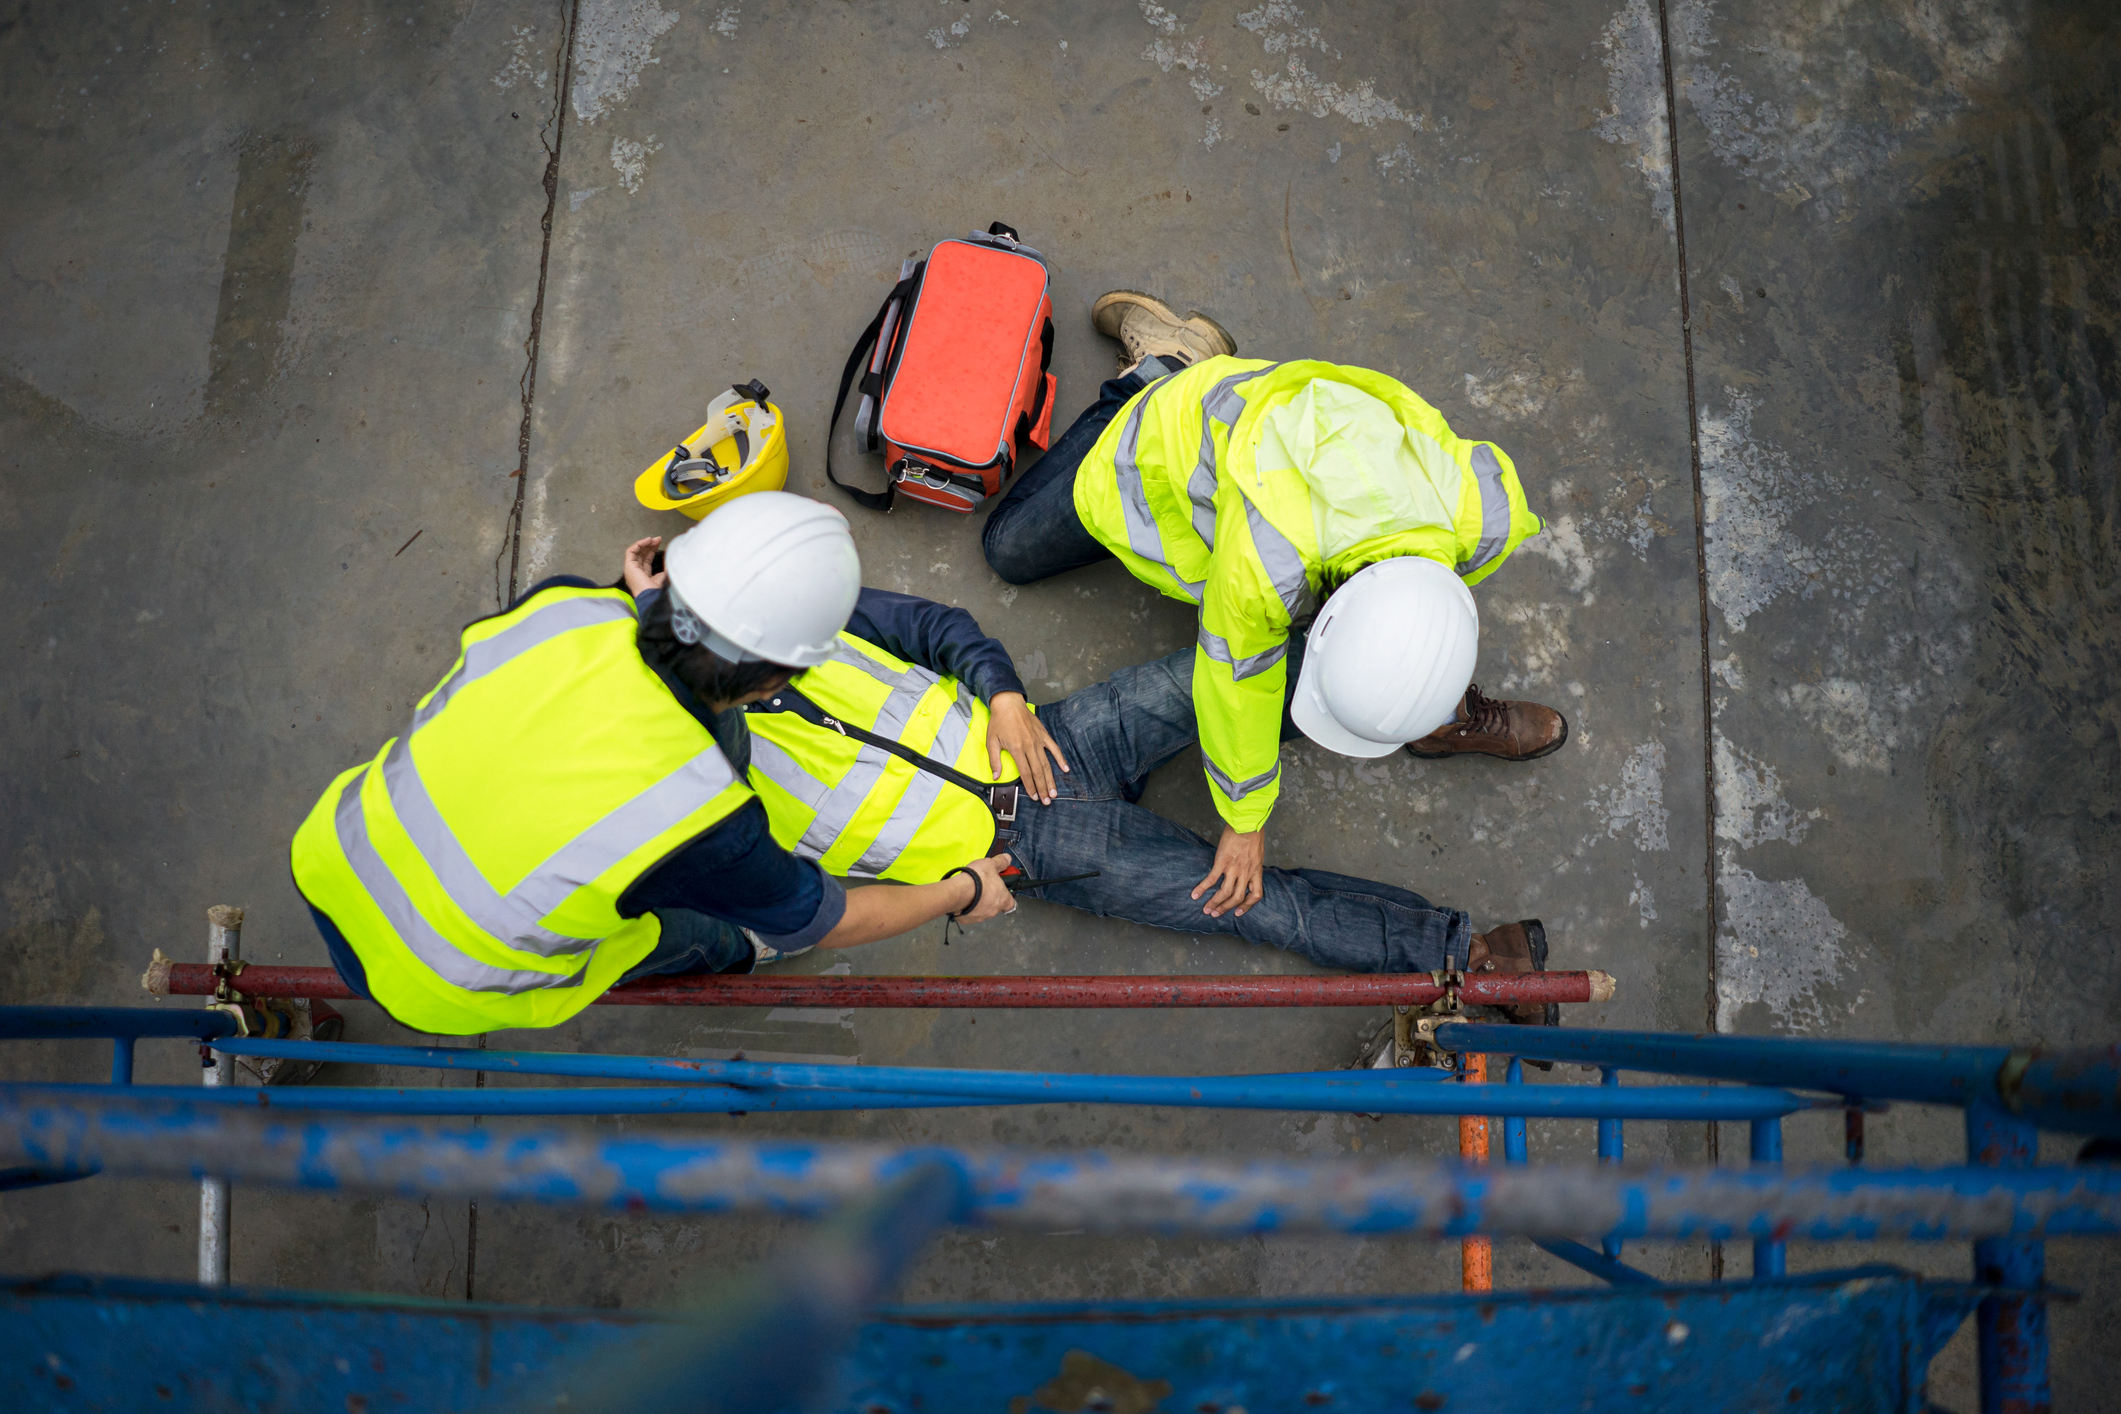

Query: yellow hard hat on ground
[634,379,789,519]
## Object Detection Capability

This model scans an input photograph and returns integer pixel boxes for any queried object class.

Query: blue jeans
[617,909,754,983]
[1004,651,1472,973]
[983,363,1170,585]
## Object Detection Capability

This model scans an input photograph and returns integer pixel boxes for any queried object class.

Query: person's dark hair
[636,590,798,705]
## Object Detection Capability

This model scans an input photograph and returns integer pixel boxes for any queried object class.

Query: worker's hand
[1192,825,1265,919]
[954,853,1019,926]
[622,536,666,596]
[986,692,1069,804]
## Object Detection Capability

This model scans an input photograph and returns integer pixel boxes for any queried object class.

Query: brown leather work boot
[1091,290,1237,370]
[1406,683,1569,762]
[1467,920,1557,1027]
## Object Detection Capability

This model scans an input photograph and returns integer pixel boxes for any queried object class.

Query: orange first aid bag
[827,223,1056,513]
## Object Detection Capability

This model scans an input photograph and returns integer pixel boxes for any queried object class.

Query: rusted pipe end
[1587,971,1617,1003]
[141,948,173,998]
[206,905,245,929]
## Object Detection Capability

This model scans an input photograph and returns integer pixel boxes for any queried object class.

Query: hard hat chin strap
[668,586,765,663]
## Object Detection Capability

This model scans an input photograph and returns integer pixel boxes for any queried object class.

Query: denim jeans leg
[1006,792,1470,974]
[617,909,755,983]
[983,365,1168,585]
[1037,640,1310,803]
[1035,649,1200,801]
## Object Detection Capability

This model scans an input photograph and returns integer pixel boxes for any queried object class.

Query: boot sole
[1090,289,1238,357]
[1405,711,1570,761]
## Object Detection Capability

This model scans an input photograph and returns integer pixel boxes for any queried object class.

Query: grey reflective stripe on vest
[376,731,738,966]
[850,683,979,878]
[1242,494,1316,623]
[416,595,635,732]
[1189,364,1277,549]
[332,776,584,995]
[1458,444,1512,577]
[1113,386,1207,600]
[1203,753,1281,803]
[382,741,584,959]
[832,641,935,739]
[749,649,973,874]
[755,737,835,835]
[1197,624,1290,682]
[756,642,940,858]
[366,587,742,970]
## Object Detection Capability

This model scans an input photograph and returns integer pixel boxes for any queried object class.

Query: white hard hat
[1290,557,1479,758]
[662,491,860,668]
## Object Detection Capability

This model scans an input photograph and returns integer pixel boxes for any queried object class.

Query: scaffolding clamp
[211,958,248,1005]
[1392,970,1466,1072]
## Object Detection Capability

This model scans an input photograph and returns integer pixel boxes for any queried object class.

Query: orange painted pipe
[1459,1052,1493,1292]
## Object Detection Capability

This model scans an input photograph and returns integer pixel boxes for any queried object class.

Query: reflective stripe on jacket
[747,632,1010,883]
[1073,356,1542,831]
[290,586,753,1034]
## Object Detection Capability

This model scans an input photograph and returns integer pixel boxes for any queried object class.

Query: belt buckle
[991,784,1019,824]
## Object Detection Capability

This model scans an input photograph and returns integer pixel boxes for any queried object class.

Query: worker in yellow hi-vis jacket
[982,292,1567,920]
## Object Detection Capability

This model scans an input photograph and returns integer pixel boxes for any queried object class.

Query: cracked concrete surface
[1,0,2116,1404]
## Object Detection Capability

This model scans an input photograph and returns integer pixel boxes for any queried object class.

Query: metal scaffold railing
[0,907,2111,1413]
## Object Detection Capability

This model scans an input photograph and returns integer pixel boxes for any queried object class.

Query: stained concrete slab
[0,0,2114,1405]
[0,0,563,1297]
[1664,0,2121,1400]
[497,0,1709,1303]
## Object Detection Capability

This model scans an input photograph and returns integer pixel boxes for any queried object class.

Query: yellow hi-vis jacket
[290,586,754,1034]
[1074,357,1543,832]
[747,632,1013,882]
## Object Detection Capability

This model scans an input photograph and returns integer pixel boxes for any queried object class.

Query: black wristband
[944,865,982,920]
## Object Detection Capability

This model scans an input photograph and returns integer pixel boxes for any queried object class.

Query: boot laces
[1462,683,1510,735]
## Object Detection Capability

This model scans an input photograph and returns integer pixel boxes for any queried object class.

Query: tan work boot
[1091,290,1236,370]
[1467,920,1556,1027]
[1407,683,1569,762]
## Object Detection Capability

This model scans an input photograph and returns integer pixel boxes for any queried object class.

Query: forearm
[846,587,1026,700]
[1198,656,1287,832]
[818,876,976,948]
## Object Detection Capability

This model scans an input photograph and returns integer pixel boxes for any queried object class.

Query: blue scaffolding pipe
[583,1161,969,1414]
[3,1090,2117,1242]
[1752,1117,1788,1278]
[0,1007,239,1042]
[1968,1103,2050,1410]
[1598,1067,1625,1260]
[3,1074,1825,1121]
[5,1083,1000,1116]
[203,1038,1821,1119]
[1434,1022,2121,1137]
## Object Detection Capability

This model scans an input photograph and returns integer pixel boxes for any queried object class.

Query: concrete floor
[1,0,2115,1405]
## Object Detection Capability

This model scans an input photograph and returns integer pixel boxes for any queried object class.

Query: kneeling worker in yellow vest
[983,292,1570,921]
[673,570,1561,1029]
[289,492,1018,1035]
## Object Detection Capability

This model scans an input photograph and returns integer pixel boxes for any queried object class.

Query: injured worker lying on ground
[708,572,1562,1033]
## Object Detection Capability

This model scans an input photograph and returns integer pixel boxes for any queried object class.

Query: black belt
[751,688,1025,826]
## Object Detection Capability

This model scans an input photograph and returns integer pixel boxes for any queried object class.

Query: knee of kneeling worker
[981,527,1043,586]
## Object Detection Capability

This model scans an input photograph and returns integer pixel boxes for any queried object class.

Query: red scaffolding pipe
[152,963,1615,1009]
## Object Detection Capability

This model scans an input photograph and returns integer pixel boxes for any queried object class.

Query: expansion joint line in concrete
[493,0,585,614]
[1654,0,1724,1282]
[473,0,584,1303]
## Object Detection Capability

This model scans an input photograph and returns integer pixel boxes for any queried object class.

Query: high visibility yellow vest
[746,633,1012,883]
[290,586,754,1035]
[1074,357,1542,832]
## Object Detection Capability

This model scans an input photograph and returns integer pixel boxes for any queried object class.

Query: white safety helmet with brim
[1291,556,1479,759]
[661,491,860,669]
